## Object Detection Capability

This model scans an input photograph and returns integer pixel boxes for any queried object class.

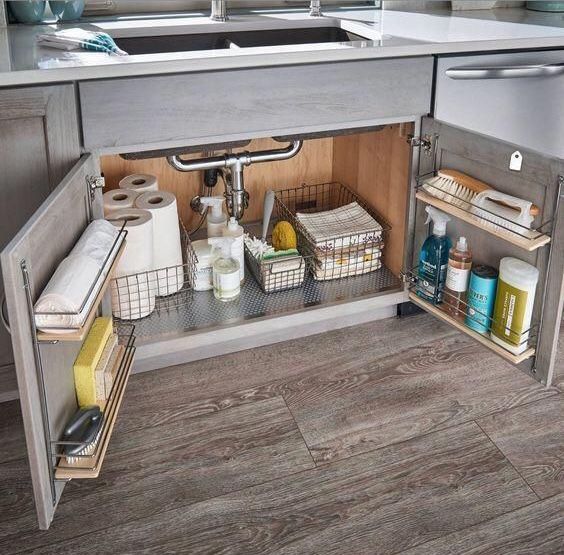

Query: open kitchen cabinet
[2,115,563,529]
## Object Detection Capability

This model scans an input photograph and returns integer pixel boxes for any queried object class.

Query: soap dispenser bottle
[444,236,472,318]
[200,196,227,237]
[208,237,240,302]
[223,217,245,283]
[417,206,452,305]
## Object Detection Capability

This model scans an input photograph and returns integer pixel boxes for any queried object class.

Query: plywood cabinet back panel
[333,125,412,276]
[101,138,334,229]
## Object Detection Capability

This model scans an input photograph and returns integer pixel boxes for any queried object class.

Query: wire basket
[403,267,538,357]
[111,221,197,321]
[275,182,390,281]
[244,238,312,294]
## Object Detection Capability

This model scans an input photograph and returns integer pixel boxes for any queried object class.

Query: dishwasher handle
[446,62,564,80]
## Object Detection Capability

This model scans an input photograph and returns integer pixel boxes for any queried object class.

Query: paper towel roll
[108,209,156,320]
[119,174,158,193]
[103,188,139,215]
[135,191,184,296]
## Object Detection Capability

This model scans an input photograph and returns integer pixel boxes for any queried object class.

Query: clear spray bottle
[208,237,240,302]
[417,206,452,305]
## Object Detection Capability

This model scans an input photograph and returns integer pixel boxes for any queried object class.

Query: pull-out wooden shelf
[415,191,550,252]
[408,292,535,365]
[36,237,126,343]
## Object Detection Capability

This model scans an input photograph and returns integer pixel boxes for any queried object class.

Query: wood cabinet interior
[100,124,413,278]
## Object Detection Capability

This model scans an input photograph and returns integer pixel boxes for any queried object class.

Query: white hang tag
[509,151,523,172]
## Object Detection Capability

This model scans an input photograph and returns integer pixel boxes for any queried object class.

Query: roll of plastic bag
[108,209,156,320]
[103,188,139,216]
[34,255,104,332]
[119,174,158,193]
[34,219,122,332]
[135,191,184,296]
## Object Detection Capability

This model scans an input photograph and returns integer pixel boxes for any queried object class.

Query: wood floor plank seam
[393,495,553,555]
[290,386,559,473]
[281,396,317,467]
[113,333,464,440]
[13,461,340,555]
[474,419,542,502]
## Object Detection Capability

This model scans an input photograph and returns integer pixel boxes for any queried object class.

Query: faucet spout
[210,0,228,21]
[310,0,322,17]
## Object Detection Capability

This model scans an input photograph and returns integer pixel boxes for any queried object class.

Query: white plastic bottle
[223,217,245,283]
[208,237,240,302]
[200,196,227,237]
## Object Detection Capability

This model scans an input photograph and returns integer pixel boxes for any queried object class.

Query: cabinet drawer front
[80,58,433,153]
[435,50,564,159]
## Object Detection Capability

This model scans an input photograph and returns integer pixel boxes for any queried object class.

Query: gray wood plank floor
[0,313,562,554]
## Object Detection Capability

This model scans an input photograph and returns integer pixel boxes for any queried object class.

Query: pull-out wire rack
[403,268,537,364]
[53,325,136,479]
[416,174,552,251]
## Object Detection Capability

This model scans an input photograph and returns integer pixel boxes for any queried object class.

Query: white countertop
[1,7,564,87]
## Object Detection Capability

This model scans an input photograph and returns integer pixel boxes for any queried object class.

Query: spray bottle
[200,196,227,237]
[208,237,240,302]
[417,206,452,305]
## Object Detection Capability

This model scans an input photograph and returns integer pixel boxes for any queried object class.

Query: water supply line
[167,140,303,220]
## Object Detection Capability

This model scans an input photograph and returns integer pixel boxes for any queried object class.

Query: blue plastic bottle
[417,206,452,305]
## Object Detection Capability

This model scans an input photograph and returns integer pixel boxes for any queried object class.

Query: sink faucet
[310,0,322,17]
[210,0,228,21]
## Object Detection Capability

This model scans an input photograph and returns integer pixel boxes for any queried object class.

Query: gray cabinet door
[1,154,100,529]
[415,116,564,386]
[0,85,80,401]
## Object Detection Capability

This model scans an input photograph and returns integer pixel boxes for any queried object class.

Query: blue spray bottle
[417,206,452,305]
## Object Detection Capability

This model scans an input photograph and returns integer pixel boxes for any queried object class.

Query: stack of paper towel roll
[107,175,184,319]
[135,191,184,296]
[103,173,159,216]
[108,209,156,320]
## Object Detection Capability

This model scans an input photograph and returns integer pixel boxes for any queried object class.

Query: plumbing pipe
[167,140,303,220]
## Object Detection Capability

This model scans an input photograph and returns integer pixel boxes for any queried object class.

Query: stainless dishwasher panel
[435,50,564,159]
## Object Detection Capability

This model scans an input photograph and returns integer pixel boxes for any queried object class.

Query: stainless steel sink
[114,25,369,55]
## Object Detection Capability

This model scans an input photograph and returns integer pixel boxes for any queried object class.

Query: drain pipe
[167,140,303,220]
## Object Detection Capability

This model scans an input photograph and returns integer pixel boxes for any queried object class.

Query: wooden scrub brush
[421,169,539,235]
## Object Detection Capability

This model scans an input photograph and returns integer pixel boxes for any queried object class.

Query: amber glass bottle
[444,237,472,318]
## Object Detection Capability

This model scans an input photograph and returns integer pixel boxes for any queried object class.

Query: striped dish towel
[37,29,127,56]
[296,202,383,251]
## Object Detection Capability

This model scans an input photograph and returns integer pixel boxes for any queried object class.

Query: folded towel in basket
[34,220,122,332]
[314,247,382,281]
[297,202,383,250]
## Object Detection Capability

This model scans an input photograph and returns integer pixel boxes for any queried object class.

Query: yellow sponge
[74,317,113,407]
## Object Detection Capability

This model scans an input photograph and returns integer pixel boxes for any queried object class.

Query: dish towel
[37,29,127,56]
[296,201,383,251]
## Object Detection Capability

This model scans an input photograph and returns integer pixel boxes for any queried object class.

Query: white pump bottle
[200,196,227,237]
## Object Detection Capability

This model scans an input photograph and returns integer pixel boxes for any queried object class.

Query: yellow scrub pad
[74,317,113,407]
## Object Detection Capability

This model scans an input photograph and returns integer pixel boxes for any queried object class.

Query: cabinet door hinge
[407,134,435,156]
[86,175,105,203]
